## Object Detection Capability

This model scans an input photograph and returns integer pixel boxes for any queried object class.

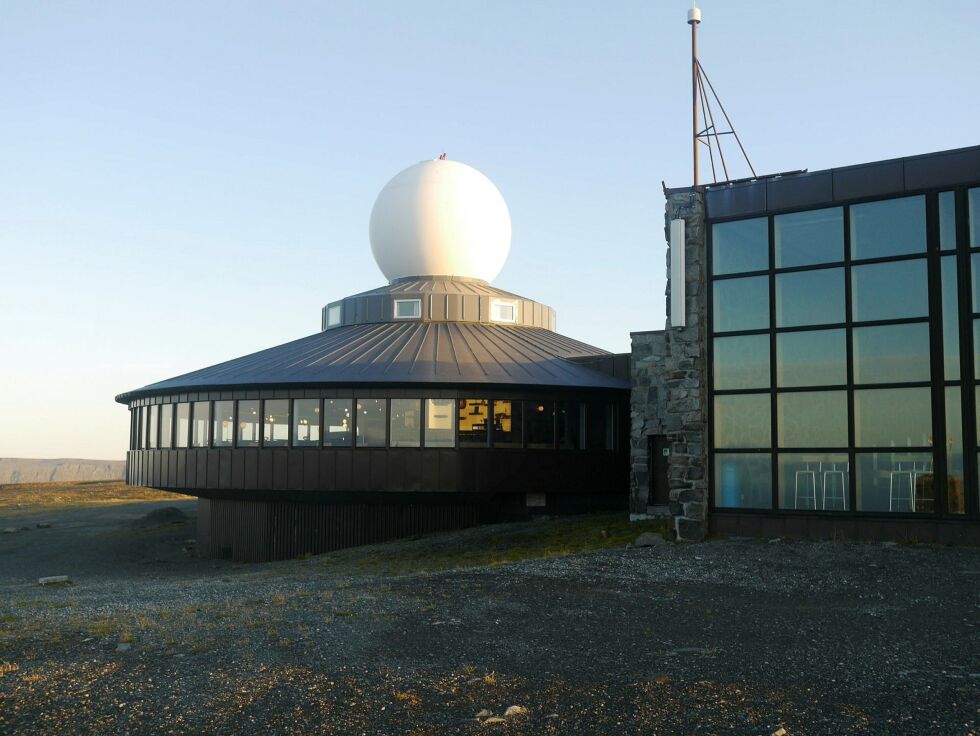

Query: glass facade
[213,401,234,447]
[355,399,387,448]
[292,399,320,447]
[390,399,421,447]
[263,400,289,447]
[175,403,190,448]
[237,400,260,447]
[710,187,980,518]
[323,399,352,447]
[192,401,209,447]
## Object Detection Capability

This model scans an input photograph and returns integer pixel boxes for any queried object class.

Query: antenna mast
[687,3,756,186]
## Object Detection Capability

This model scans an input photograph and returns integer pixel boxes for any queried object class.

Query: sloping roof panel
[116,323,628,402]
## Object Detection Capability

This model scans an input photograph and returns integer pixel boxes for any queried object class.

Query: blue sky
[1,0,977,459]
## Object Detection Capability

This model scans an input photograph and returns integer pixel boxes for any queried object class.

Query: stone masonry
[629,189,708,541]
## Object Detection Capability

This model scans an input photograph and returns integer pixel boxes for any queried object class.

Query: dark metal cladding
[115,322,628,403]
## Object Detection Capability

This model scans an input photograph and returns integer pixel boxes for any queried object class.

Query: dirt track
[1,499,978,735]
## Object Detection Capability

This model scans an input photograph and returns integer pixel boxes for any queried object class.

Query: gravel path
[1,502,978,735]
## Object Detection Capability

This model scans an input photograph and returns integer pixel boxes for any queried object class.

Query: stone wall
[629,189,708,541]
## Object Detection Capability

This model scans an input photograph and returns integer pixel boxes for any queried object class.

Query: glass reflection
[713,276,769,332]
[714,453,772,509]
[854,388,932,448]
[777,391,847,448]
[852,323,931,384]
[323,399,352,447]
[849,196,925,259]
[390,399,421,448]
[939,191,956,250]
[237,400,260,447]
[175,403,190,448]
[776,329,847,387]
[137,407,145,449]
[213,401,234,447]
[557,402,585,449]
[851,260,928,322]
[714,335,769,390]
[148,405,158,449]
[970,188,980,247]
[856,452,934,513]
[775,268,844,327]
[526,401,556,449]
[774,207,843,268]
[292,399,320,447]
[777,453,849,510]
[712,217,768,275]
[714,394,771,449]
[192,401,209,447]
[458,399,489,448]
[159,404,173,449]
[424,399,456,448]
[972,253,980,313]
[493,400,523,448]
[942,256,961,380]
[945,387,965,515]
[263,400,289,447]
[355,399,386,448]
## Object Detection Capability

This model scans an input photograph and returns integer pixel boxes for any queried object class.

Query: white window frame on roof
[490,299,517,323]
[327,304,342,327]
[393,298,422,320]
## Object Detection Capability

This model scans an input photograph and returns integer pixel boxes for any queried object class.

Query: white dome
[369,159,511,283]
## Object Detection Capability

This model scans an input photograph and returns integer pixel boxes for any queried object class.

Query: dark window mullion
[768,214,778,511]
[926,192,947,516]
[956,187,979,519]
[844,203,857,515]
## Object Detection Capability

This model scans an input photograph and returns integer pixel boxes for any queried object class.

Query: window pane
[777,453,849,510]
[975,321,980,380]
[390,399,421,447]
[941,256,961,380]
[237,400,260,447]
[776,329,846,387]
[148,405,158,449]
[713,276,769,332]
[972,253,980,313]
[262,400,289,447]
[969,188,980,247]
[714,453,772,509]
[459,399,489,448]
[526,401,556,449]
[854,388,932,447]
[557,402,584,449]
[851,260,928,322]
[713,334,769,390]
[424,399,455,448]
[850,196,925,259]
[355,399,386,447]
[291,399,320,447]
[939,191,956,251]
[946,387,965,515]
[712,217,768,275]
[605,405,616,450]
[774,207,843,268]
[493,399,522,448]
[852,323,931,384]
[192,402,209,447]
[213,401,234,447]
[159,404,173,449]
[856,452,934,512]
[777,391,847,448]
[323,399,352,447]
[175,403,190,448]
[775,268,844,327]
[714,394,771,449]
[136,407,144,449]
[394,299,421,319]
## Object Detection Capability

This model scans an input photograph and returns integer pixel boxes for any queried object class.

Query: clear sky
[1,0,977,460]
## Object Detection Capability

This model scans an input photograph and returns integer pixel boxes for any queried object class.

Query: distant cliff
[0,458,126,485]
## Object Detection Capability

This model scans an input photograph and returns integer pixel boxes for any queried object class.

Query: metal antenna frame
[689,4,755,186]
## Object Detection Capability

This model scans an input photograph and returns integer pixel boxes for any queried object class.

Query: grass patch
[0,481,192,516]
[313,512,669,575]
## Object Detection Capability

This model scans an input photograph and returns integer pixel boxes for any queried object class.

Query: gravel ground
[1,501,978,735]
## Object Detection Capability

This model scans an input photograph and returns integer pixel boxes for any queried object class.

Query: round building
[116,158,630,561]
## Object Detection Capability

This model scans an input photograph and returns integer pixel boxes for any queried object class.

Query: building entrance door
[648,435,671,506]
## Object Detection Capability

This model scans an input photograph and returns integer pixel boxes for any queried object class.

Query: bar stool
[794,462,819,510]
[910,460,933,512]
[889,461,915,511]
[822,462,848,510]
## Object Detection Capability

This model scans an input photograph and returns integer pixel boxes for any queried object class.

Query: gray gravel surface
[1,502,978,735]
